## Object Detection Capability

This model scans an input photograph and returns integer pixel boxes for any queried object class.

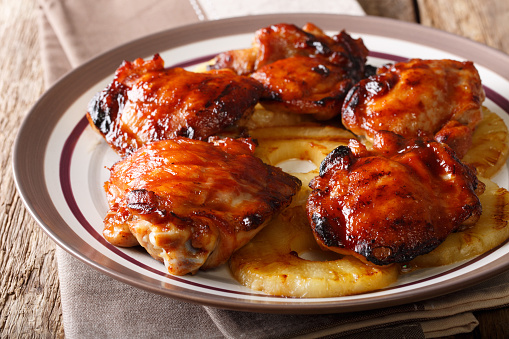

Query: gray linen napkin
[37,0,509,337]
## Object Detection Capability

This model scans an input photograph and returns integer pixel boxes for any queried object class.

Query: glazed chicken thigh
[251,55,361,120]
[342,59,485,157]
[307,131,484,265]
[210,23,368,76]
[87,54,263,156]
[210,23,369,119]
[103,137,301,275]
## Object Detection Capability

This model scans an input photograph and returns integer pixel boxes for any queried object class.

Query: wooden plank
[418,0,509,54]
[0,0,64,337]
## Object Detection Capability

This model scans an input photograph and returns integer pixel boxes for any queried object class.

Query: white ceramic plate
[13,14,509,313]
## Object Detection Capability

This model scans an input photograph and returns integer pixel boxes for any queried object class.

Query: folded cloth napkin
[37,0,509,337]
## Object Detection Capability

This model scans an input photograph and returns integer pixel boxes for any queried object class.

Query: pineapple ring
[462,107,509,178]
[229,206,400,298]
[250,123,355,165]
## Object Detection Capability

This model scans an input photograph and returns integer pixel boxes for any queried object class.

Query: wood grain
[418,0,509,54]
[0,0,64,337]
[1,0,508,338]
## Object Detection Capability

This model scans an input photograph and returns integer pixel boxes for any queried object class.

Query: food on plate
[342,59,485,158]
[229,205,399,298]
[462,107,509,178]
[210,23,369,119]
[90,22,509,298]
[102,137,301,275]
[86,54,263,156]
[306,131,485,266]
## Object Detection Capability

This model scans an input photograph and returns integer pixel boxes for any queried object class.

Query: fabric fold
[56,247,225,339]
[38,0,200,67]
[36,3,72,86]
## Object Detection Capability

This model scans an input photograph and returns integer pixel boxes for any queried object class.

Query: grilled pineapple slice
[246,105,316,129]
[251,124,355,167]
[462,107,509,178]
[229,206,400,298]
[410,177,509,267]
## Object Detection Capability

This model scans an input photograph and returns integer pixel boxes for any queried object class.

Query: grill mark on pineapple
[492,188,509,230]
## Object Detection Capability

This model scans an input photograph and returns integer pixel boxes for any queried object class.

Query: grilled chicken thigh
[210,23,369,119]
[342,59,485,158]
[307,131,484,265]
[251,56,361,120]
[87,54,263,156]
[210,23,368,76]
[103,137,301,275]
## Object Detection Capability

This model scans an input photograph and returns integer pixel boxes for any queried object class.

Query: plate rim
[12,13,509,314]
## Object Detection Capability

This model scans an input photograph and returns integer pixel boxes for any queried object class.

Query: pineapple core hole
[298,249,343,262]
[276,159,317,173]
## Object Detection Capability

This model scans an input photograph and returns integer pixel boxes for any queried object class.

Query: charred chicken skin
[87,54,263,156]
[103,137,301,275]
[307,131,484,266]
[342,59,485,158]
[210,23,369,119]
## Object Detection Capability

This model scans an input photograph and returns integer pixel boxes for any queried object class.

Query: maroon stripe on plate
[369,51,409,63]
[170,55,217,69]
[484,86,509,115]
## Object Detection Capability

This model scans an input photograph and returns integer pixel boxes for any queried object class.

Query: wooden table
[1,0,508,337]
